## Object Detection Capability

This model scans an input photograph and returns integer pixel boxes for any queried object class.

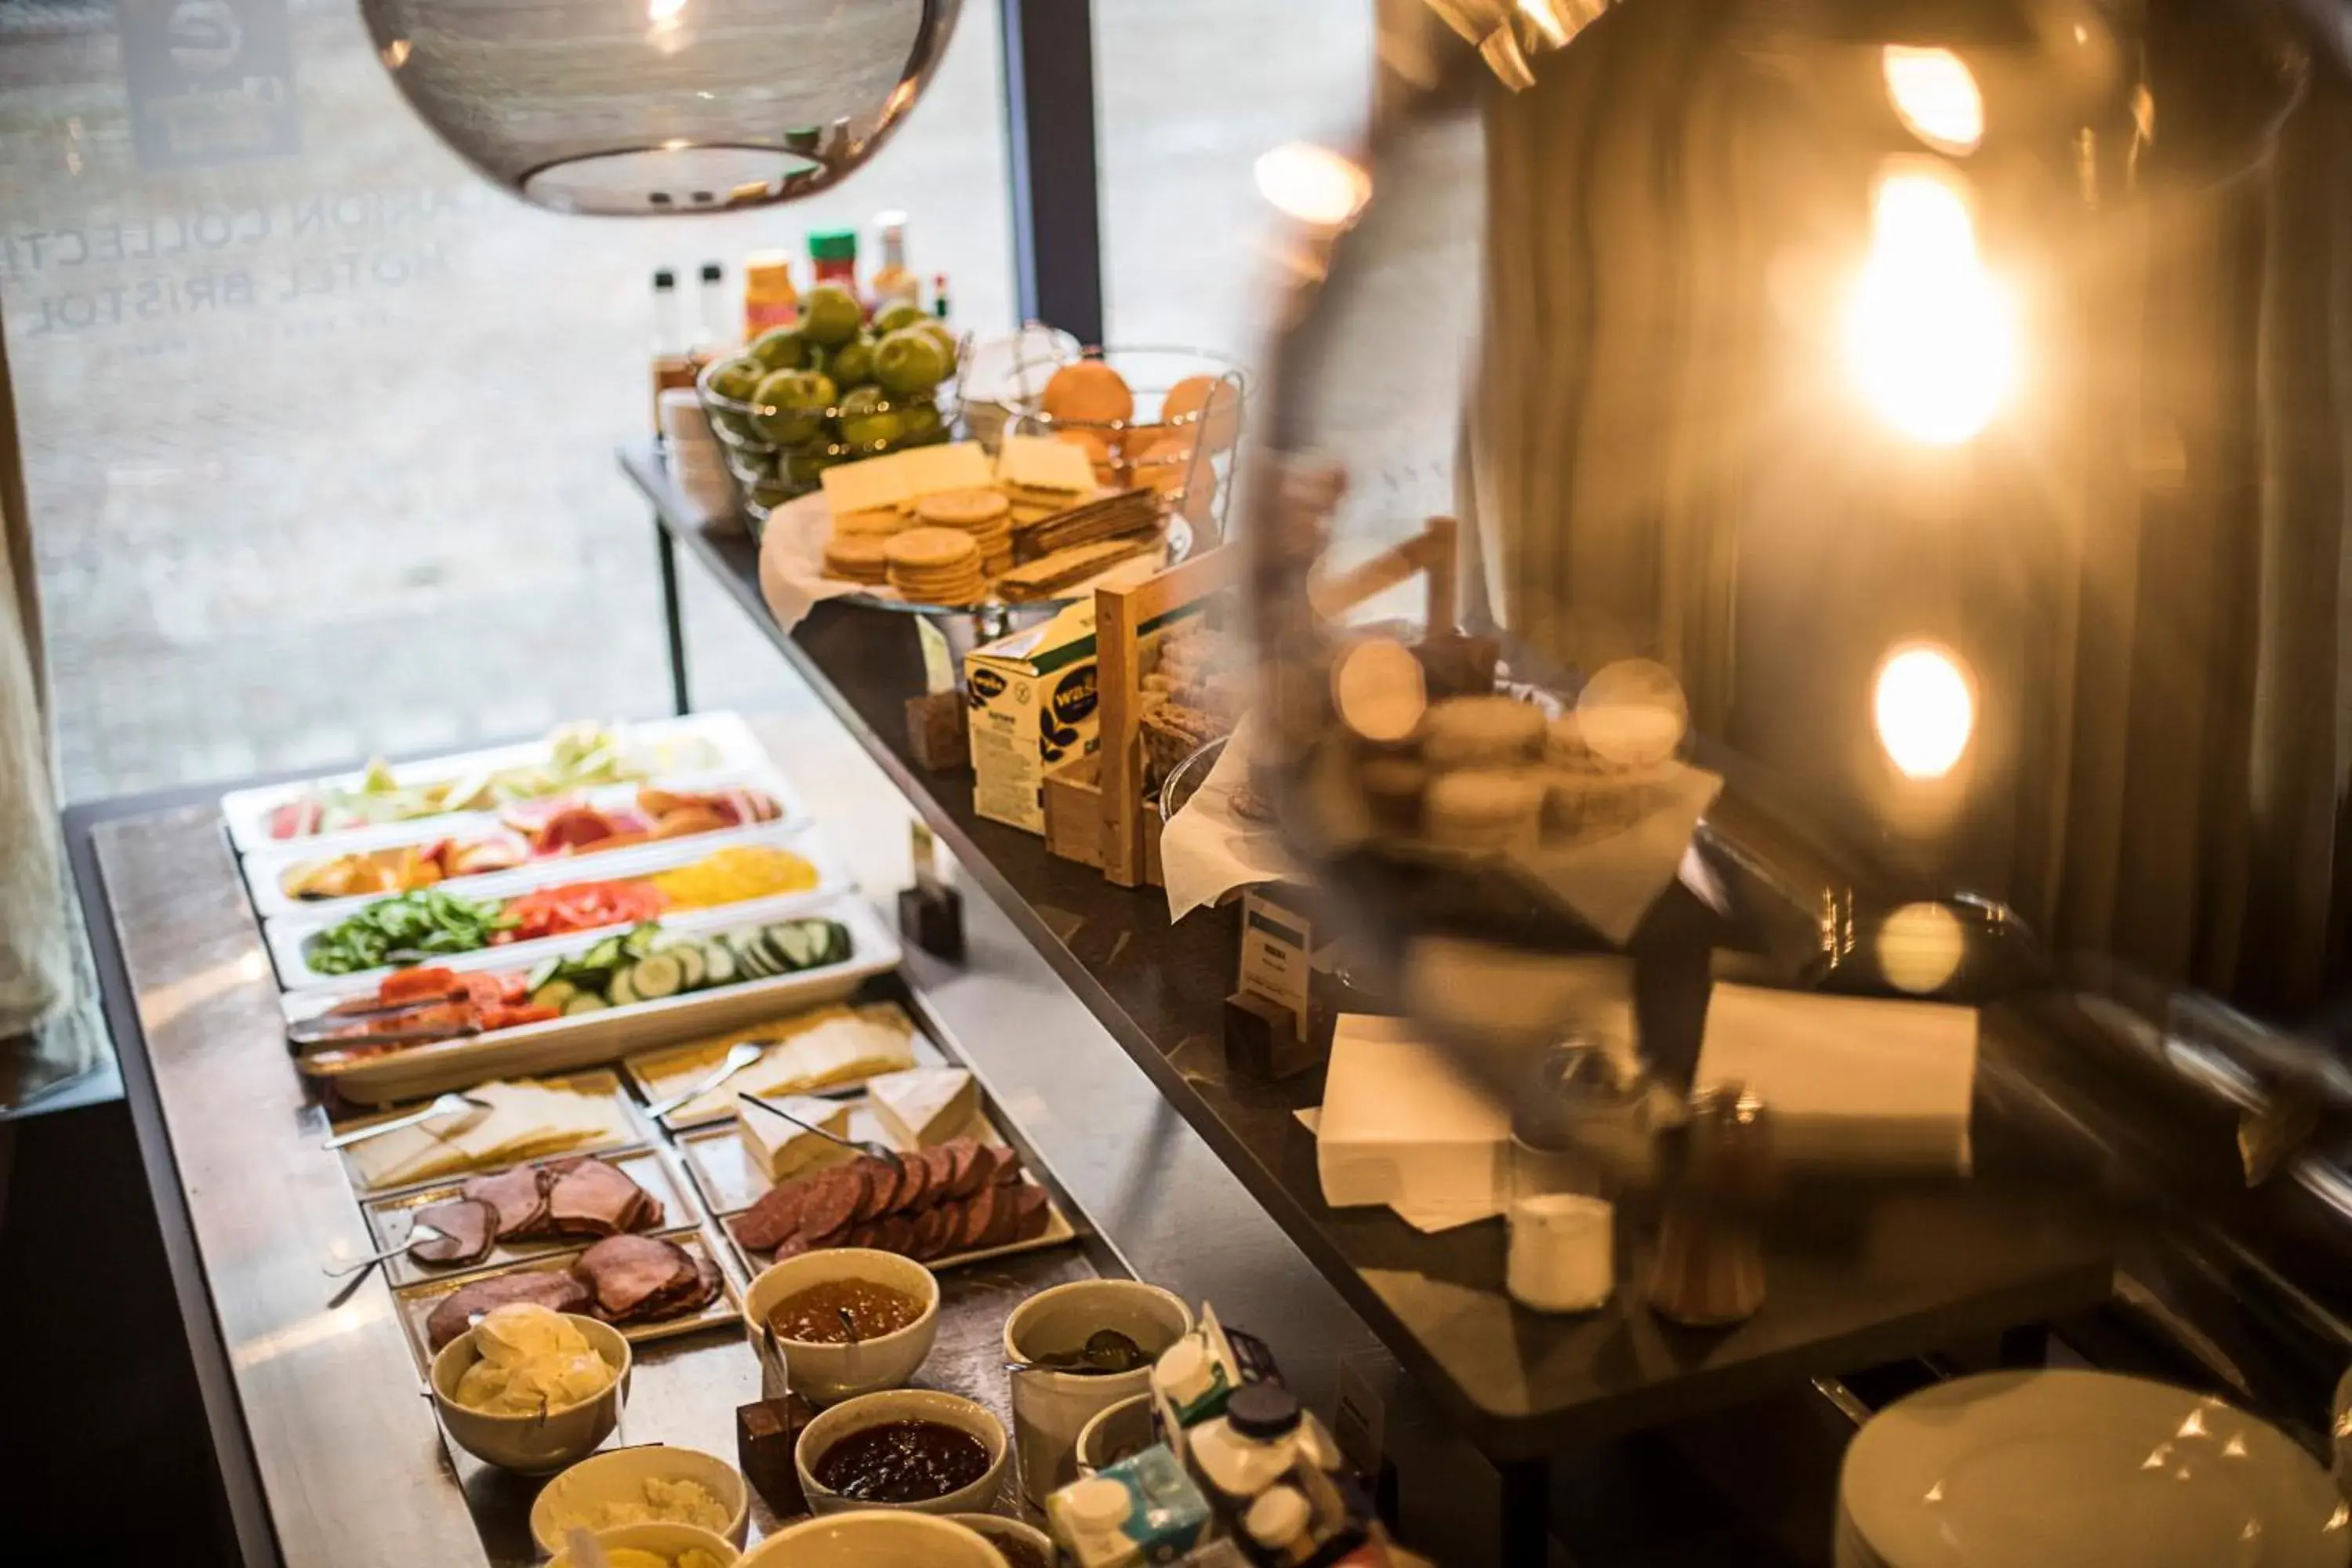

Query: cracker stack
[821,533,893,586]
[884,527,988,605]
[913,488,1014,578]
[1013,487,1162,563]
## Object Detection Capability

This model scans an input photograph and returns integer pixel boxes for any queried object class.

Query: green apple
[750,368,837,445]
[836,384,908,448]
[873,301,928,336]
[784,445,840,488]
[800,283,863,347]
[898,396,944,439]
[873,326,950,395]
[918,320,959,366]
[706,355,766,402]
[746,328,806,373]
[829,333,877,387]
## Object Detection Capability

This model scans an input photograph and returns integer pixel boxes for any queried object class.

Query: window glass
[1094,0,1376,359]
[2,0,1014,798]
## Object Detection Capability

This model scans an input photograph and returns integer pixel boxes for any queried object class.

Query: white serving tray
[290,895,902,1105]
[236,765,808,919]
[220,712,775,855]
[261,822,850,993]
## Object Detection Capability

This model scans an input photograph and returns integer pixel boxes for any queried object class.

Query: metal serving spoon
[1005,1329,1149,1377]
[644,1040,766,1122]
[737,1091,905,1175]
[321,1222,448,1279]
[323,1092,488,1150]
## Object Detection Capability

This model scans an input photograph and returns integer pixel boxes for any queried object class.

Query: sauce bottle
[742,251,800,337]
[869,209,919,309]
[808,227,859,295]
[650,267,696,430]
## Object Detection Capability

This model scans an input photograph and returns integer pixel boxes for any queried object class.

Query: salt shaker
[1504,1040,1646,1313]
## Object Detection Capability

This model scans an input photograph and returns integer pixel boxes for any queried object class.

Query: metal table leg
[656,520,690,716]
[1499,1454,1552,1566]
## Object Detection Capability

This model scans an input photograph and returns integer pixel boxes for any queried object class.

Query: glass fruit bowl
[696,311,965,525]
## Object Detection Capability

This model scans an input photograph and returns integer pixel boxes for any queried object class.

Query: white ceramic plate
[238,766,808,918]
[262,822,851,993]
[1841,1371,2350,1568]
[292,896,903,1105]
[220,712,774,855]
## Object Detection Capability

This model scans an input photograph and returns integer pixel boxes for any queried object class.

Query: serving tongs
[737,1091,906,1176]
[286,994,484,1054]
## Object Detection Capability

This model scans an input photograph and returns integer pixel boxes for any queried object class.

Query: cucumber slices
[520,916,852,1014]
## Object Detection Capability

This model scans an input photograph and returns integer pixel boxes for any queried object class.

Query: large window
[1095,0,1375,358]
[2,0,1015,798]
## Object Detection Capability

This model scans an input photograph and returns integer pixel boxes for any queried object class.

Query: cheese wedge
[347,1078,626,1190]
[867,1066,980,1149]
[996,434,1098,499]
[739,1094,855,1181]
[820,441,992,517]
[655,1005,919,1123]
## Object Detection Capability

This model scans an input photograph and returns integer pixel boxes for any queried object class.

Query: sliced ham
[572,1235,697,1322]
[462,1166,551,1240]
[426,1270,591,1352]
[408,1198,495,1267]
[547,1159,653,1237]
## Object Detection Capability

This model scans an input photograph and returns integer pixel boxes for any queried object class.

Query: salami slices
[727,1137,1053,1269]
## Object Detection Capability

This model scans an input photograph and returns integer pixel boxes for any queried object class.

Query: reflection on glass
[1872,644,1974,781]
[1845,168,2019,445]
[1881,45,1984,155]
[1253,141,1373,229]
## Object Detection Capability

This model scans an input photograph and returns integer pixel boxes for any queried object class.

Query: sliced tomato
[377,966,465,1004]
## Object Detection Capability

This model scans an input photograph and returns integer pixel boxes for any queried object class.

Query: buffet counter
[66,682,1383,1566]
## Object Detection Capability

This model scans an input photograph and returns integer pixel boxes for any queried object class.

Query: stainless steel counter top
[76,678,1381,1566]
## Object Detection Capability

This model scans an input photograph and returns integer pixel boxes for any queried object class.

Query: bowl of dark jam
[794,1388,1010,1516]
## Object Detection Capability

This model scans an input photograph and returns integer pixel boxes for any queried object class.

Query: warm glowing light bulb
[1254,143,1371,228]
[1882,45,1984,154]
[1874,644,1974,779]
[1846,169,2020,445]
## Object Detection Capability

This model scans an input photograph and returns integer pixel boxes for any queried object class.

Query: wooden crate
[1094,548,1240,887]
[1042,753,1105,868]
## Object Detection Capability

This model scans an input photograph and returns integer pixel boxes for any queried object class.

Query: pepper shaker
[1645,1083,1775,1327]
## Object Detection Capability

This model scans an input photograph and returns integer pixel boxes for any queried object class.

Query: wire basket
[995,340,1247,543]
[695,328,967,525]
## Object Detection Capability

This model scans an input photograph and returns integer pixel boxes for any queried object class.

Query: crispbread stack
[996,535,1159,602]
[913,488,1014,577]
[1012,486,1161,563]
[884,526,989,605]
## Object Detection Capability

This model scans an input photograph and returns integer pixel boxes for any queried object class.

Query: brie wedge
[866,1066,979,1149]
[739,1094,855,1182]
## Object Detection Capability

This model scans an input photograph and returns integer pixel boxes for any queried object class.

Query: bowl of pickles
[698,284,963,528]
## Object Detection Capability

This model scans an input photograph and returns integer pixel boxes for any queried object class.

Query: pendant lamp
[362,0,963,213]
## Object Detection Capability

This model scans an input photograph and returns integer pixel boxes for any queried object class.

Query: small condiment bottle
[742,250,799,337]
[808,227,858,294]
[1243,1485,1318,1566]
[1152,1334,1232,1427]
[1050,1475,1140,1568]
[1189,1382,1303,1510]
